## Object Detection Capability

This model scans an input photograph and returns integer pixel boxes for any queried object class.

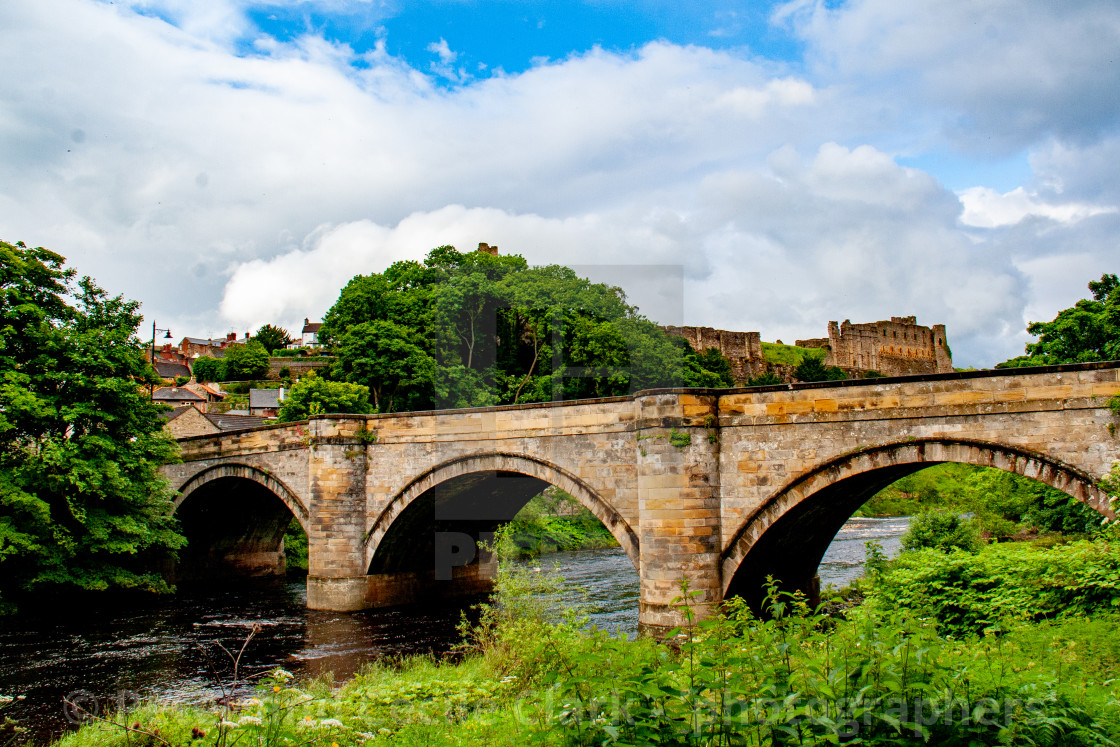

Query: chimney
[227,332,236,342]
[304,318,309,326]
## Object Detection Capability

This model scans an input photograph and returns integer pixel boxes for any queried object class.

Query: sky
[2,0,1118,367]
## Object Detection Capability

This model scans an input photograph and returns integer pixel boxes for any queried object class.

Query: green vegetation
[503,490,618,558]
[253,324,293,355]
[191,355,223,382]
[223,340,271,381]
[999,272,1120,367]
[867,536,1120,637]
[54,526,1120,747]
[856,463,1103,539]
[759,341,826,366]
[320,245,735,413]
[793,355,846,382]
[282,518,308,571]
[277,372,372,422]
[899,510,982,553]
[745,371,782,386]
[0,240,184,613]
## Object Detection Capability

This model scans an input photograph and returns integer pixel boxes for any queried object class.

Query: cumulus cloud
[958,187,1118,228]
[1,0,1118,368]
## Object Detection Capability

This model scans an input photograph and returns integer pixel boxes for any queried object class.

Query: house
[300,318,322,347]
[162,406,266,438]
[248,387,285,417]
[183,381,226,404]
[162,406,220,438]
[153,360,192,381]
[205,412,267,431]
[153,386,207,408]
[178,332,252,361]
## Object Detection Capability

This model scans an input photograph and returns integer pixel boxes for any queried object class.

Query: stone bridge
[163,362,1120,634]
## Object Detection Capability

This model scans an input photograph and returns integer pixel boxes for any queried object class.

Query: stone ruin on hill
[662,316,953,385]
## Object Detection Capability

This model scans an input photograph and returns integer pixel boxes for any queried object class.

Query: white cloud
[958,187,1118,228]
[1,0,1118,368]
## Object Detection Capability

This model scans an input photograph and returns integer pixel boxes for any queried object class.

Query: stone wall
[661,325,766,383]
[163,406,220,438]
[268,357,332,380]
[796,316,953,376]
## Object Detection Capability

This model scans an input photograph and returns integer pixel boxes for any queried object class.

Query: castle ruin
[664,316,953,383]
[796,317,953,377]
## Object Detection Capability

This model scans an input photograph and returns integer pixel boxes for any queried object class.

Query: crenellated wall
[796,316,953,376]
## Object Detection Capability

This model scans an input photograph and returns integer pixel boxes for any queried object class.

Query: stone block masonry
[165,361,1120,636]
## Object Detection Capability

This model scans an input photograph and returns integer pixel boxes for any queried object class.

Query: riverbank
[47,535,1120,747]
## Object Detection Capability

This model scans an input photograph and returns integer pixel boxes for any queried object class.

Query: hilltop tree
[223,339,270,380]
[999,272,1120,367]
[191,355,223,382]
[0,240,184,611]
[253,324,293,354]
[794,355,846,382]
[319,245,736,412]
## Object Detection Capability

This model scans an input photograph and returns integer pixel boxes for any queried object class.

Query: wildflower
[271,669,295,682]
[273,686,281,692]
[356,733,376,742]
[238,716,263,726]
[0,696,12,706]
[319,718,344,729]
[218,721,240,729]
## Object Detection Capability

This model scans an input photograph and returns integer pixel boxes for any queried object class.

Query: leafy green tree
[999,272,1120,367]
[253,324,292,354]
[191,355,224,382]
[332,320,438,412]
[0,240,184,611]
[276,372,372,421]
[321,245,701,411]
[223,340,270,380]
[793,356,846,382]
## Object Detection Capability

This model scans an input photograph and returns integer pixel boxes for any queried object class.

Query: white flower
[218,721,240,729]
[238,716,263,726]
[0,696,13,706]
[356,733,377,742]
[318,719,345,729]
[271,669,295,682]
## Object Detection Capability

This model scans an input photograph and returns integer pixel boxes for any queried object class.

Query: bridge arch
[174,463,309,532]
[721,438,1114,602]
[364,452,639,572]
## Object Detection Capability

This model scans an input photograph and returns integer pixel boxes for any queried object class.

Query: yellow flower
[332,742,339,747]
[273,686,281,692]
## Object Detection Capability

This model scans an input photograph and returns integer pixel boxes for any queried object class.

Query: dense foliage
[502,489,618,557]
[900,509,982,553]
[858,462,1103,539]
[319,246,734,412]
[222,340,270,381]
[866,536,1120,637]
[191,355,223,382]
[999,272,1120,367]
[276,372,372,422]
[253,324,292,354]
[793,355,846,382]
[0,241,184,612]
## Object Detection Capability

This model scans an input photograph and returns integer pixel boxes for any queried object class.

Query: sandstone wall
[796,316,953,376]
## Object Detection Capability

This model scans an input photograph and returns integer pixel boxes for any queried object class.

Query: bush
[191,355,224,382]
[223,340,270,380]
[276,372,372,421]
[869,537,1120,635]
[793,355,847,382]
[746,371,782,386]
[901,509,983,553]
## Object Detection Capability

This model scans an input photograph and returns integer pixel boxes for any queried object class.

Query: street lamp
[150,322,173,400]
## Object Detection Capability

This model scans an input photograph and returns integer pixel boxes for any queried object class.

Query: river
[0,516,909,742]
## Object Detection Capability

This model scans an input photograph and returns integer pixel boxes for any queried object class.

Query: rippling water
[0,516,909,742]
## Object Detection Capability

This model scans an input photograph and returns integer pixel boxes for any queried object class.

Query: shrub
[746,371,782,386]
[793,355,846,382]
[901,509,983,553]
[191,355,224,382]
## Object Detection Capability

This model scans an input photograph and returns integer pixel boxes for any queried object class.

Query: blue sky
[1,0,1118,366]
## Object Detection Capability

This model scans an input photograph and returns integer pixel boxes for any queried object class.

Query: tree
[794,356,847,382]
[277,372,372,421]
[332,320,438,412]
[998,272,1120,367]
[0,240,184,611]
[253,324,292,354]
[223,340,270,380]
[192,356,224,382]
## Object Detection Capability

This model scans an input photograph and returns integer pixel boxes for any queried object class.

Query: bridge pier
[636,394,725,636]
[306,420,372,612]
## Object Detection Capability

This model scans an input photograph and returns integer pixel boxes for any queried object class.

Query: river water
[0,516,909,742]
